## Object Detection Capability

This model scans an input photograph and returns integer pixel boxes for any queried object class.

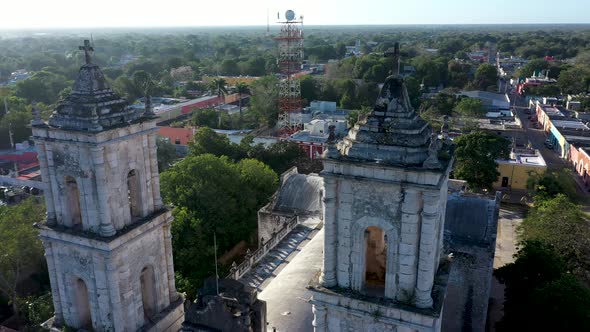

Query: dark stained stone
[334,74,435,167]
[45,41,144,132]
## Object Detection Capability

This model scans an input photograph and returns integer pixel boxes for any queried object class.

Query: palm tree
[133,70,156,115]
[235,82,250,122]
[209,78,228,106]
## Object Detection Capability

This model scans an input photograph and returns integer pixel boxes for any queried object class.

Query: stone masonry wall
[321,160,448,307]
[40,212,181,332]
[33,121,162,236]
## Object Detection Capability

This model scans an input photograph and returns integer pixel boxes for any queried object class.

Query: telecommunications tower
[276,9,304,134]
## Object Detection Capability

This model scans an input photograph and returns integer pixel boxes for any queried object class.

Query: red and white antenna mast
[275,9,303,135]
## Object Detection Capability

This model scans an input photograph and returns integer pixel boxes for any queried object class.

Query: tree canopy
[160,154,278,298]
[0,198,45,322]
[519,194,590,282]
[454,98,485,117]
[453,131,511,190]
[495,241,590,332]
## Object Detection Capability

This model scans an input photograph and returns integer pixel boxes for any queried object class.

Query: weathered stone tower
[310,63,453,331]
[33,41,184,332]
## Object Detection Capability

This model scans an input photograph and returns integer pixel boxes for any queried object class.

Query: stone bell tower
[33,40,184,332]
[310,46,453,332]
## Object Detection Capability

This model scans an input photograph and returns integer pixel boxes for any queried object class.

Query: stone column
[44,144,64,224]
[42,241,63,326]
[397,188,421,302]
[148,133,163,210]
[141,135,154,215]
[163,223,179,301]
[36,143,57,223]
[320,176,337,287]
[105,255,125,331]
[312,304,327,332]
[92,253,113,331]
[91,146,116,237]
[414,190,439,308]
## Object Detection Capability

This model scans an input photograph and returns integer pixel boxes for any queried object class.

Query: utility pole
[214,232,219,296]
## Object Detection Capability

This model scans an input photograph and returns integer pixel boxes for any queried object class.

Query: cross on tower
[79,39,94,64]
[384,42,401,76]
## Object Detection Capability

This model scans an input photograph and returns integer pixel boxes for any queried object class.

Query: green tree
[557,65,590,95]
[17,292,54,328]
[495,241,590,332]
[447,60,472,88]
[14,71,71,104]
[520,194,590,282]
[299,75,319,106]
[0,107,33,149]
[209,78,228,104]
[0,198,45,323]
[160,154,278,298]
[192,109,219,128]
[454,98,485,117]
[188,127,242,160]
[516,59,549,78]
[453,131,511,190]
[112,76,142,101]
[250,75,278,126]
[526,169,578,202]
[156,136,177,171]
[220,59,239,76]
[133,70,157,113]
[472,64,498,91]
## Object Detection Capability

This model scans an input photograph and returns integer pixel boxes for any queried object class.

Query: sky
[1,0,589,29]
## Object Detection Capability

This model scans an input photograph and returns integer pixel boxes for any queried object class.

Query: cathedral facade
[33,41,184,332]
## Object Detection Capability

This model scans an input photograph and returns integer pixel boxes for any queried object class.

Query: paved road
[510,93,567,170]
[511,92,590,203]
[257,228,324,332]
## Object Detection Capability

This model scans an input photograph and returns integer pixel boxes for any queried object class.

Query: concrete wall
[493,162,546,190]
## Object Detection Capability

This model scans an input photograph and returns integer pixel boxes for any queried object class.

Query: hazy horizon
[1,0,589,30]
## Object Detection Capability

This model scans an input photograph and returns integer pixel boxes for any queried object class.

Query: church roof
[46,40,144,132]
[274,173,323,214]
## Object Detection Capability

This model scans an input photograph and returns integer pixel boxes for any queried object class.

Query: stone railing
[0,176,46,190]
[227,215,298,280]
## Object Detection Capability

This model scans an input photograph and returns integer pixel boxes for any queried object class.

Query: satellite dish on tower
[285,10,296,21]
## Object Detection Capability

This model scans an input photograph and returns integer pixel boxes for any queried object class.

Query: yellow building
[493,149,547,190]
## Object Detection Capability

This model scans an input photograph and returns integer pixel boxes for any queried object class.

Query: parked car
[544,140,554,149]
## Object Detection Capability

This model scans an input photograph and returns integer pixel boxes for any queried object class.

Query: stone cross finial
[384,42,401,76]
[79,40,94,64]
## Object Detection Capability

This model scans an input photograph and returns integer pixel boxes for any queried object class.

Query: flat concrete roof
[497,150,546,167]
[551,119,589,130]
[289,131,327,143]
